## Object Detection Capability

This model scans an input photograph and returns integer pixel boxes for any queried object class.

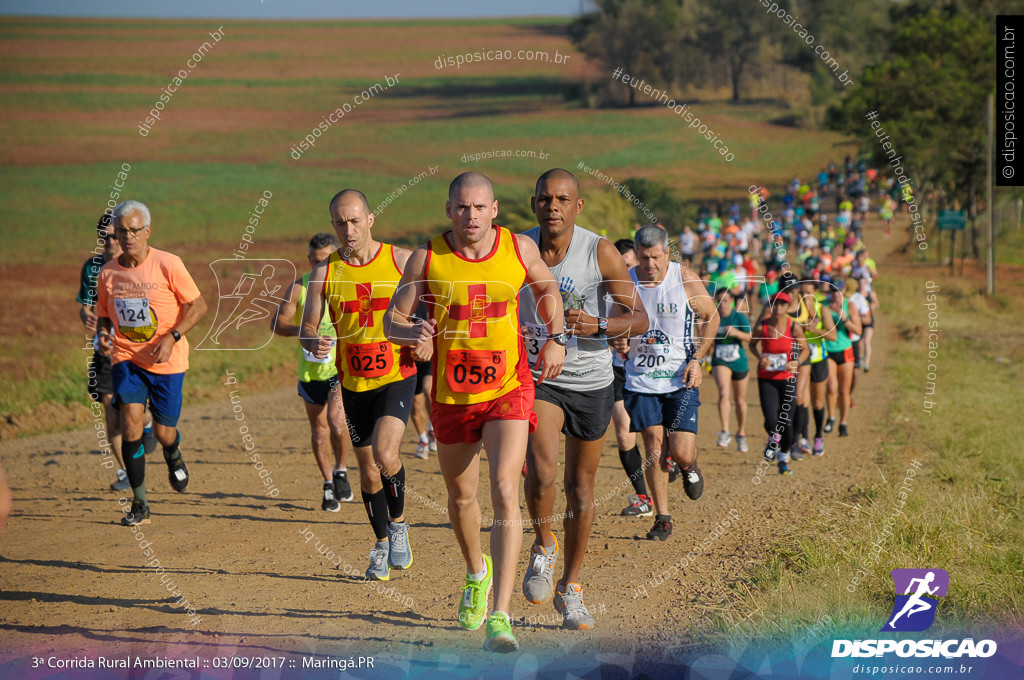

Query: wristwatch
[170,329,182,342]
[597,317,608,336]
[547,332,568,346]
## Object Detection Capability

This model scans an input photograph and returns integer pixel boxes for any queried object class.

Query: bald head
[448,172,494,203]
[535,168,580,198]
[329,189,370,216]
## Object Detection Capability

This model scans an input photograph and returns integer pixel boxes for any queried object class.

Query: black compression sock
[380,465,406,520]
[797,405,809,440]
[123,439,147,502]
[162,431,181,462]
[618,446,648,496]
[813,407,825,438]
[361,488,390,541]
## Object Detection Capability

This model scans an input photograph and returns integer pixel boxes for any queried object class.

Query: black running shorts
[341,375,416,447]
[534,379,614,442]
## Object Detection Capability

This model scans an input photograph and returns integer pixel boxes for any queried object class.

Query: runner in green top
[711,287,751,453]
[822,281,862,438]
[272,233,352,511]
[796,280,836,456]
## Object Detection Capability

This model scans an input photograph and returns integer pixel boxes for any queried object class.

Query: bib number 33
[446,349,506,394]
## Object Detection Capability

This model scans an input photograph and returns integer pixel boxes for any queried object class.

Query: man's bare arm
[271,280,303,338]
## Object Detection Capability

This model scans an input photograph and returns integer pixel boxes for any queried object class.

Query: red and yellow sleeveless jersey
[426,226,532,405]
[324,244,415,392]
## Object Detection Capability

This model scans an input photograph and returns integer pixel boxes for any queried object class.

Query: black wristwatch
[170,329,182,342]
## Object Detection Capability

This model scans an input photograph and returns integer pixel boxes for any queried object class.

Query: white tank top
[625,261,697,394]
[519,225,613,391]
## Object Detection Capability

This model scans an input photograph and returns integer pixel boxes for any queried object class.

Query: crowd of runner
[77,156,884,653]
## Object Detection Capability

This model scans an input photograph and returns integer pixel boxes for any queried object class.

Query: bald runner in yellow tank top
[302,188,432,584]
[384,172,565,653]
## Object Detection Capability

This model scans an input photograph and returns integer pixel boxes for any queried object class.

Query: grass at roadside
[704,268,1024,647]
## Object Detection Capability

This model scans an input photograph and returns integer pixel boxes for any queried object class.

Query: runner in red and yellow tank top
[384,172,565,653]
[302,189,431,584]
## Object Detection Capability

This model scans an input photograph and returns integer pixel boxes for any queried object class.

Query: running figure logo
[196,259,297,350]
[881,568,949,632]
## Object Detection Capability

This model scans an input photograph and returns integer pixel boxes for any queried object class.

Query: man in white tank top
[618,225,719,542]
[519,169,649,630]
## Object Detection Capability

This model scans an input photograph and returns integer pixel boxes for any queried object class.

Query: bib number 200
[446,350,506,394]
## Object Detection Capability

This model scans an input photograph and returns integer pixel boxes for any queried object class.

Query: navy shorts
[624,387,701,434]
[111,360,185,427]
[298,376,339,406]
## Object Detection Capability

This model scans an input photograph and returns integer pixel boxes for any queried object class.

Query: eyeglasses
[115,225,148,238]
[100,233,116,241]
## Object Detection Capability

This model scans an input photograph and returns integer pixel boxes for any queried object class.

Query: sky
[0,0,588,19]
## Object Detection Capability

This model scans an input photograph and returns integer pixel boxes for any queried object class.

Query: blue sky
[0,0,588,19]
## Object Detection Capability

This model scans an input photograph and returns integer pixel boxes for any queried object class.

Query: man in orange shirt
[384,172,564,652]
[97,200,208,526]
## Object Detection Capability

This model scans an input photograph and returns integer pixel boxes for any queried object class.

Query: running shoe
[778,462,793,475]
[736,435,749,453]
[522,535,559,604]
[459,554,493,630]
[646,517,672,541]
[812,437,825,456]
[554,582,594,630]
[863,366,870,373]
[483,611,519,653]
[142,426,158,455]
[665,456,680,483]
[790,447,804,461]
[838,423,849,437]
[824,417,836,434]
[365,542,390,581]
[166,451,189,493]
[321,485,340,512]
[716,431,732,448]
[799,437,812,455]
[763,444,777,462]
[387,521,413,570]
[620,493,653,517]
[682,465,705,500]
[333,470,353,502]
[110,469,130,492]
[120,499,150,526]
[414,439,430,460]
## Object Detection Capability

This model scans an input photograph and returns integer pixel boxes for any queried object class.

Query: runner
[611,239,653,518]
[749,291,809,474]
[618,225,719,542]
[823,280,863,437]
[518,169,648,630]
[78,214,157,491]
[301,189,421,582]
[383,171,565,652]
[796,279,837,456]
[852,275,878,372]
[95,201,208,526]
[710,287,750,453]
[271,232,352,512]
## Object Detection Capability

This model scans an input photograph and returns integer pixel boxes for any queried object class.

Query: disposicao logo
[831,568,998,659]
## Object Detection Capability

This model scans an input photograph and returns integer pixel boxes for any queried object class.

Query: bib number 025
[446,349,506,394]
[346,342,393,378]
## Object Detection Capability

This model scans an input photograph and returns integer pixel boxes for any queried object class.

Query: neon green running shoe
[483,611,519,653]
[458,554,492,630]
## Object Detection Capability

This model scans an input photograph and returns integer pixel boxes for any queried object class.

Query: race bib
[764,353,788,372]
[114,297,157,343]
[633,341,671,374]
[345,341,393,378]
[715,344,741,363]
[523,323,547,366]
[445,349,506,394]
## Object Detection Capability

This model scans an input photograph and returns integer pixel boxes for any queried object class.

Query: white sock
[468,560,488,582]
[334,467,346,475]
[418,433,429,443]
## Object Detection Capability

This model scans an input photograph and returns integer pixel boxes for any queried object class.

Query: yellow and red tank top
[426,226,531,405]
[323,244,414,392]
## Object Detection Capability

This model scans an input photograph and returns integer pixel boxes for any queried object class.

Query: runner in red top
[749,291,809,475]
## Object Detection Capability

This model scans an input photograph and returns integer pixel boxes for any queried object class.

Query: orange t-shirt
[96,247,202,374]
